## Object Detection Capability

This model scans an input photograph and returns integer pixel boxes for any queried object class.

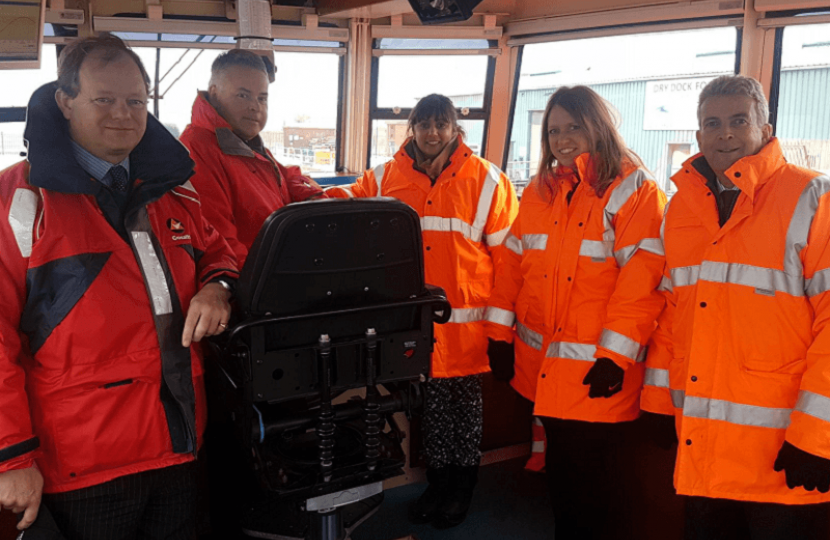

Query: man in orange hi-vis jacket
[646,75,830,539]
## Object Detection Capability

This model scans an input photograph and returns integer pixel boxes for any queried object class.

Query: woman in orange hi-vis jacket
[326,94,518,528]
[487,86,666,540]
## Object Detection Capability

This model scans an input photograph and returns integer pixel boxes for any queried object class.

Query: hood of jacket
[188,91,264,159]
[23,81,195,198]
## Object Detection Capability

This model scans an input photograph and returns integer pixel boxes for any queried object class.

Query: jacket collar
[395,135,473,180]
[675,138,787,201]
[190,91,262,158]
[24,82,194,196]
[552,152,639,196]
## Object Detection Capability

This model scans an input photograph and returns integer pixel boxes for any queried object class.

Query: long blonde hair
[536,86,643,200]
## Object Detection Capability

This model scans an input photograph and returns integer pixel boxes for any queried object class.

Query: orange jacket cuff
[595,347,635,371]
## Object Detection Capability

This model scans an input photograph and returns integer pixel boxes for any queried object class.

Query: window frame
[0,37,67,127]
[365,38,499,170]
[2,22,347,172]
[501,18,744,181]
[763,9,830,134]
[123,37,346,173]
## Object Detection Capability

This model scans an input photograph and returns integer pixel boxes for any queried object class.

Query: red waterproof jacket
[326,138,518,378]
[0,83,238,494]
[180,93,324,265]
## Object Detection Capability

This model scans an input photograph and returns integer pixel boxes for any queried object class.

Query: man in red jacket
[0,34,238,538]
[180,49,325,266]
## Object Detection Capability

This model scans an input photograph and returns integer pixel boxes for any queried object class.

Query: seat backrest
[238,198,425,317]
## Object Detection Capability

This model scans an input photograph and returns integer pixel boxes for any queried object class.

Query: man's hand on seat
[0,466,43,530]
[182,282,232,347]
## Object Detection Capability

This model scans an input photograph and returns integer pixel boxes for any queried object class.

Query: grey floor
[351,457,555,540]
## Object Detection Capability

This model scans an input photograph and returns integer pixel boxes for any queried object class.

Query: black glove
[487,339,515,382]
[582,357,624,398]
[638,411,678,450]
[774,441,830,493]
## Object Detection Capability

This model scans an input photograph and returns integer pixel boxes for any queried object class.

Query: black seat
[214,198,450,540]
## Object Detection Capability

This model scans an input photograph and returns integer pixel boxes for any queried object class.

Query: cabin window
[0,45,59,170]
[123,40,344,174]
[504,26,740,194]
[368,38,497,169]
[771,21,830,176]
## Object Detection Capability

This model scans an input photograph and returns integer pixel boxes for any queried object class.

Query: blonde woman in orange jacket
[487,86,666,539]
[326,94,518,528]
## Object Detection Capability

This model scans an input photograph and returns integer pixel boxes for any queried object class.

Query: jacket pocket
[741,357,806,377]
[49,375,170,482]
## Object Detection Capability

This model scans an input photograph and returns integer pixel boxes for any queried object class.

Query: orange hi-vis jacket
[487,154,666,422]
[640,308,676,416]
[650,138,830,504]
[326,137,518,378]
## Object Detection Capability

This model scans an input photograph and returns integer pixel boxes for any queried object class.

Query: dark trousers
[42,462,197,540]
[685,496,830,540]
[423,375,483,468]
[541,417,633,540]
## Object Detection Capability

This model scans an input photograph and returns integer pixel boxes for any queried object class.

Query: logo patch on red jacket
[167,218,185,233]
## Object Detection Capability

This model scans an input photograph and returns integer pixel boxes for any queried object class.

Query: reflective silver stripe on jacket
[579,239,613,260]
[795,390,830,423]
[598,328,645,362]
[486,226,511,247]
[683,395,792,429]
[506,233,522,255]
[131,231,174,316]
[644,368,670,388]
[600,168,652,252]
[516,322,544,351]
[421,216,473,239]
[447,307,485,324]
[523,234,548,251]
[671,389,686,409]
[784,174,830,278]
[670,261,804,297]
[420,163,503,245]
[373,162,386,195]
[657,275,673,293]
[665,174,830,298]
[485,306,515,328]
[614,237,664,267]
[658,200,673,290]
[545,341,597,362]
[471,162,502,244]
[806,268,830,297]
[671,265,700,288]
[8,188,38,258]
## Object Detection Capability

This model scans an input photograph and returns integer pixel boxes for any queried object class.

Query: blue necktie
[109,165,129,192]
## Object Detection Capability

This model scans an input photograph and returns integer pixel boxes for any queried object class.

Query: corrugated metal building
[500,65,830,191]
[776,67,830,139]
